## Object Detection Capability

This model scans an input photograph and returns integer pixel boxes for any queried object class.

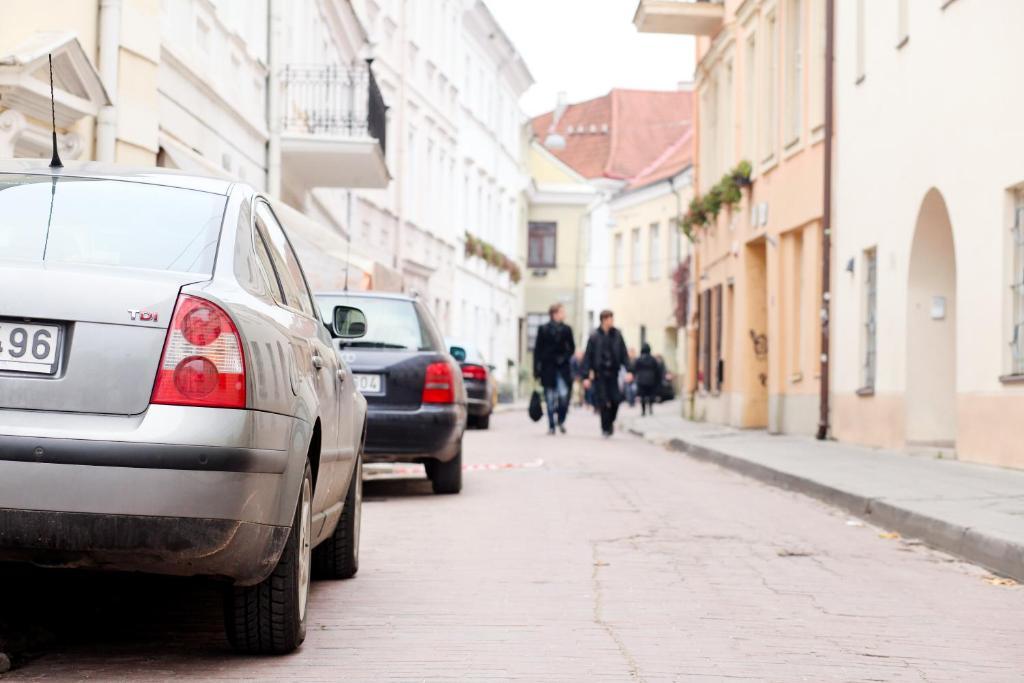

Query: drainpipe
[266,0,283,197]
[96,0,121,162]
[816,0,835,440]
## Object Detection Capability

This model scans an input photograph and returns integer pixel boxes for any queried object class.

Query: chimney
[553,90,568,126]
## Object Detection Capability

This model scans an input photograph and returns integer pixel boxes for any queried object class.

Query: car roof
[0,160,235,195]
[315,290,417,303]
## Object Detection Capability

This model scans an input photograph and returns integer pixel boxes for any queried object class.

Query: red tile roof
[531,88,694,184]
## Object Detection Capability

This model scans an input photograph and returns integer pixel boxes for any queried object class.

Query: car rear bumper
[364,403,465,463]
[0,405,309,584]
[0,508,289,586]
[466,396,491,416]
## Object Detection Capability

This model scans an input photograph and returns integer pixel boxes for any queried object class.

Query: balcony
[280,62,389,191]
[633,0,725,36]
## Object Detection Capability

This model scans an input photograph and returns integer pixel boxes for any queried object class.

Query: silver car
[0,161,367,654]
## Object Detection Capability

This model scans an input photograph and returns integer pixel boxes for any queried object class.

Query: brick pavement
[3,407,1023,681]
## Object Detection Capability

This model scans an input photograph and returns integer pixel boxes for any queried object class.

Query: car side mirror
[449,345,466,362]
[333,306,368,339]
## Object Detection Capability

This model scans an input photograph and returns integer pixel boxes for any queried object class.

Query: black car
[316,292,466,494]
[446,339,496,430]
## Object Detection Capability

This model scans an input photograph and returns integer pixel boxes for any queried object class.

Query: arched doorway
[905,189,957,447]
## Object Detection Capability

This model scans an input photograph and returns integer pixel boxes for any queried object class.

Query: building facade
[831,0,1024,468]
[525,88,694,374]
[636,0,827,434]
[607,161,693,388]
[348,0,532,386]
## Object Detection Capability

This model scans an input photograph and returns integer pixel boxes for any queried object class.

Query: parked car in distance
[0,161,367,655]
[315,292,466,494]
[446,338,496,429]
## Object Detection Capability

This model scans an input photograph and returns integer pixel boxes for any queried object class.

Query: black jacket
[533,320,575,388]
[633,353,664,390]
[582,327,629,378]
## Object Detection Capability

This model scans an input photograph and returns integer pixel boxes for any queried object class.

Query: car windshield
[0,174,227,274]
[318,296,438,351]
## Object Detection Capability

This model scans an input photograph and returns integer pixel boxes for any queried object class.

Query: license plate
[0,320,63,375]
[353,373,383,394]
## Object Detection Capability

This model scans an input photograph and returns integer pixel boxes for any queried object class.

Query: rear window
[0,174,227,274]
[318,296,440,351]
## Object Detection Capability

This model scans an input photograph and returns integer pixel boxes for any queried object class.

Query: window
[720,58,734,175]
[614,233,624,286]
[700,79,718,192]
[526,312,546,351]
[649,223,661,280]
[1011,193,1024,375]
[0,175,225,275]
[743,31,758,160]
[762,9,779,162]
[253,225,285,304]
[256,203,315,317]
[713,284,724,391]
[808,0,826,131]
[897,0,909,47]
[784,0,803,147]
[863,248,878,389]
[701,289,712,391]
[855,0,866,83]
[317,295,439,352]
[527,221,556,268]
[630,227,642,283]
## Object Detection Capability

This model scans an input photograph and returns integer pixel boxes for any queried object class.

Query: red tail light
[461,364,487,381]
[422,361,455,404]
[151,294,246,409]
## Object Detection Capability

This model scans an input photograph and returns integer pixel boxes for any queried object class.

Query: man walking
[582,310,632,437]
[533,302,575,435]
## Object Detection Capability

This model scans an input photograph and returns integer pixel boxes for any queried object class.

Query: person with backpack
[633,343,664,417]
[582,310,632,437]
[533,302,575,434]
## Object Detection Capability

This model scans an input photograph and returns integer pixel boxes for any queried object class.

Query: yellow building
[636,0,827,435]
[523,140,599,366]
[607,149,694,388]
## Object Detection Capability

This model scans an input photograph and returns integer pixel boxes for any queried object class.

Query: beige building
[607,150,693,385]
[636,0,827,434]
[831,0,1024,468]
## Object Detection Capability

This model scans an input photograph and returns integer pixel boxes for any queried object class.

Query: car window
[256,202,315,317]
[253,223,285,304]
[317,296,438,351]
[0,174,225,274]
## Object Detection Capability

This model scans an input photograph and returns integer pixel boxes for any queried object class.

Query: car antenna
[47,54,63,169]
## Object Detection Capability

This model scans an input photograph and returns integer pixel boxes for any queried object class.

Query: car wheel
[312,453,362,580]
[428,445,462,495]
[224,461,312,654]
[476,414,490,430]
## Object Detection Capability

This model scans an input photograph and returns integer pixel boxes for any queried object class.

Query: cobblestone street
[4,408,1023,681]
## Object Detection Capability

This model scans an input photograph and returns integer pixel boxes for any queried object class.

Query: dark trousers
[594,373,622,434]
[638,386,657,416]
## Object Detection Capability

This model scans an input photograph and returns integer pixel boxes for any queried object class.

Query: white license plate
[353,373,383,394]
[0,320,62,375]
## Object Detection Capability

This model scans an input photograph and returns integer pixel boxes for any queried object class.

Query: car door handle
[311,354,323,370]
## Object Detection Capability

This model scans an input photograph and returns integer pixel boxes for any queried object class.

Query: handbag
[528,389,544,422]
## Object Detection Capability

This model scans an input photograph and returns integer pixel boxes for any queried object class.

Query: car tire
[224,461,312,655]
[312,453,362,580]
[475,414,490,430]
[427,445,462,495]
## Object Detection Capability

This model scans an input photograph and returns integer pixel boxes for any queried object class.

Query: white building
[349,0,533,384]
[830,0,1024,469]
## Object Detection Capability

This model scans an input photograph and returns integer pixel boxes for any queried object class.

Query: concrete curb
[652,434,1024,583]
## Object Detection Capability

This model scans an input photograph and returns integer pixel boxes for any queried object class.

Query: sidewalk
[624,404,1024,582]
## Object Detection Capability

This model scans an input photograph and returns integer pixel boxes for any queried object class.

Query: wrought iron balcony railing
[280,62,386,155]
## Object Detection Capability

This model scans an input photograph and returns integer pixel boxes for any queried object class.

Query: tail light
[461,364,487,381]
[151,294,246,408]
[422,361,455,404]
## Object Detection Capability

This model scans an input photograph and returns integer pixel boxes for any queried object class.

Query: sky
[484,0,697,117]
